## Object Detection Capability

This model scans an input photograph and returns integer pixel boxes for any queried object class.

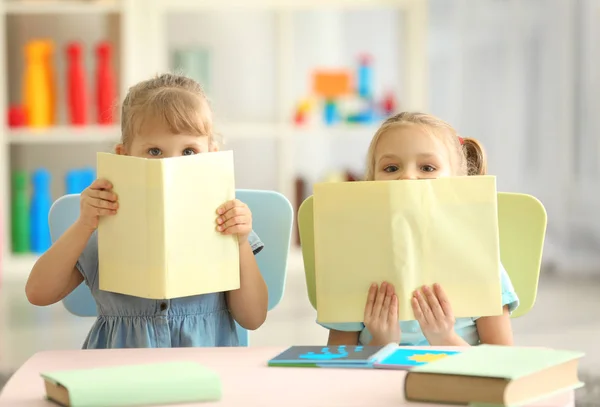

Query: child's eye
[384,165,399,173]
[148,148,161,156]
[182,148,196,156]
[421,165,436,172]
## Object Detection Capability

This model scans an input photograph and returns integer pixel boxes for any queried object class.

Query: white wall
[7,1,600,274]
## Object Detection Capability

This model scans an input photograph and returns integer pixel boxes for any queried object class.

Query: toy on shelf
[8,105,27,127]
[67,42,88,126]
[30,169,53,254]
[294,54,399,127]
[96,41,116,124]
[65,167,96,194]
[46,40,56,125]
[11,171,30,253]
[24,40,53,128]
[172,48,212,96]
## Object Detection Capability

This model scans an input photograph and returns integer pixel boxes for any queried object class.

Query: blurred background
[0,0,599,403]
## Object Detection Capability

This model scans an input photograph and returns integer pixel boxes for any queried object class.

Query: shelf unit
[0,0,428,274]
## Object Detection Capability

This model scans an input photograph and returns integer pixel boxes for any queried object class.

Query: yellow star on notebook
[408,353,451,363]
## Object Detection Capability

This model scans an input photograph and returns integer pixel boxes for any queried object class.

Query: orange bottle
[24,40,51,128]
[43,40,56,125]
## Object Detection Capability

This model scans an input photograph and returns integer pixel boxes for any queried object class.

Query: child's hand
[216,199,252,245]
[364,282,400,346]
[77,179,118,232]
[412,284,456,345]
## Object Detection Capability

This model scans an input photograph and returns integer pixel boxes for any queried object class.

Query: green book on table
[404,345,584,407]
[41,362,221,407]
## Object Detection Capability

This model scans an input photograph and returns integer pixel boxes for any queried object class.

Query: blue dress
[320,263,520,346]
[76,230,264,349]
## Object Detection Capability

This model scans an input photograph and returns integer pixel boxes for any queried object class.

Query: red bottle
[66,42,87,125]
[96,41,115,125]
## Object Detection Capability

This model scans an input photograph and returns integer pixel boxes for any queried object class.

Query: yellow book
[96,151,239,299]
[313,176,502,323]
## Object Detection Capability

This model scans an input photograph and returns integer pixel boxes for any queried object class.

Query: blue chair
[48,189,294,346]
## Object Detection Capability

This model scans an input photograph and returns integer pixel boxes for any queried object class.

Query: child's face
[117,122,212,158]
[373,125,453,181]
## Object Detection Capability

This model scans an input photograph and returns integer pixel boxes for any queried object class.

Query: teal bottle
[30,168,52,254]
[11,170,30,253]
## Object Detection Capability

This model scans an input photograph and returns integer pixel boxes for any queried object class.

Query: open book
[96,151,240,299]
[313,176,503,323]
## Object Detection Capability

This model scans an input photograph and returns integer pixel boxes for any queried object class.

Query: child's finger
[218,206,248,222]
[89,179,112,190]
[411,296,425,324]
[95,208,117,216]
[423,285,444,319]
[217,215,248,230]
[87,189,117,202]
[217,199,245,215]
[87,197,118,210]
[381,287,393,319]
[388,295,399,324]
[434,284,452,316]
[364,283,377,320]
[373,282,387,318]
[415,290,432,325]
[217,224,249,235]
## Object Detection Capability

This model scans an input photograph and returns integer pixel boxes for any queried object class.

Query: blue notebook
[268,344,396,368]
[374,348,461,370]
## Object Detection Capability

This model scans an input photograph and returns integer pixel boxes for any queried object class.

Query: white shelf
[165,0,420,12]
[2,253,38,276]
[8,125,121,144]
[4,0,121,14]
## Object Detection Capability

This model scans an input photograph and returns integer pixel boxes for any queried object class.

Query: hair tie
[458,137,464,145]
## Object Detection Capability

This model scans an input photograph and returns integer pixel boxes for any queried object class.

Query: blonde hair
[365,112,487,180]
[119,73,217,147]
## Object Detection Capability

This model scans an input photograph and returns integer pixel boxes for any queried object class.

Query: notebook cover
[374,348,461,370]
[41,362,221,407]
[410,344,585,379]
[268,344,394,367]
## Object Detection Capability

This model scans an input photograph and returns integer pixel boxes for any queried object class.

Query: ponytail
[461,137,487,175]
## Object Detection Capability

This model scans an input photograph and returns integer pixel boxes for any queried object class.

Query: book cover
[97,151,240,299]
[268,345,394,368]
[313,176,502,323]
[374,348,461,370]
[410,344,584,380]
[41,362,221,407]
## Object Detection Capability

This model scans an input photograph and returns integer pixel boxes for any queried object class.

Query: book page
[97,153,166,298]
[163,151,240,298]
[313,182,400,323]
[392,176,502,318]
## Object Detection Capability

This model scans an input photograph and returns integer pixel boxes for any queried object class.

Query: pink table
[0,347,575,406]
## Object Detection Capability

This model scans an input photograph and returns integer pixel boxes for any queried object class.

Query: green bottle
[11,170,30,253]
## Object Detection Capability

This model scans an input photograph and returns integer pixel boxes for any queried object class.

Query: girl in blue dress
[25,74,269,348]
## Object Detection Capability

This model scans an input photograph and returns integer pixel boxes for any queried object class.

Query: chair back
[49,189,294,346]
[298,192,547,318]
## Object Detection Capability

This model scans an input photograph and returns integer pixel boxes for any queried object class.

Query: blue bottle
[30,168,52,254]
[65,169,82,194]
[80,167,96,191]
[357,54,373,99]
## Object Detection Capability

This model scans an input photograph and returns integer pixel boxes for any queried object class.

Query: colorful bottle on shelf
[11,171,30,253]
[96,41,116,125]
[81,167,96,191]
[357,54,373,99]
[44,39,57,125]
[65,169,82,195]
[66,42,87,126]
[30,168,52,254]
[24,40,52,128]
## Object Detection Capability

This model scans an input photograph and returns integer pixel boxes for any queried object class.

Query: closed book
[404,345,584,406]
[41,362,221,406]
